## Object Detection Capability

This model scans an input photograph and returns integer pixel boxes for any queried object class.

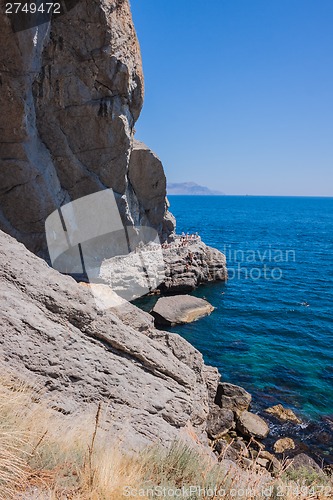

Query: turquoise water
[167,196,333,422]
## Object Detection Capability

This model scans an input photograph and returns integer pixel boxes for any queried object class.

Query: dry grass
[0,373,331,499]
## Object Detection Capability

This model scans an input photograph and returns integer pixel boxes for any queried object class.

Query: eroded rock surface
[265,404,301,424]
[273,437,296,454]
[161,240,227,292]
[0,229,212,449]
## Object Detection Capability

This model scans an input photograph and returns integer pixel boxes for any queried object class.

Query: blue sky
[130,0,333,196]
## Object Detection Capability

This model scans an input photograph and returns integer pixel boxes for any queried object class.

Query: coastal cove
[164,195,333,459]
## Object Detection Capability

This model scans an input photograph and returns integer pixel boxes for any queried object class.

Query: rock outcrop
[273,437,296,454]
[265,404,302,424]
[161,239,227,292]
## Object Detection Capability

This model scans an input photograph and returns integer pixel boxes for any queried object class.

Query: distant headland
[167,182,225,196]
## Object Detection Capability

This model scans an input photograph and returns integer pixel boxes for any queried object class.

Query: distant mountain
[167,182,224,196]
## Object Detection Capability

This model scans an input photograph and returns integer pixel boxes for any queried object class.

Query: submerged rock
[265,404,301,424]
[151,295,214,326]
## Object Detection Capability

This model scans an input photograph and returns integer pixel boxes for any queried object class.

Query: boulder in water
[151,295,214,326]
[265,404,301,424]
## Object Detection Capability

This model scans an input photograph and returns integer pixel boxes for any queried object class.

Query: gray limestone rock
[287,453,324,477]
[161,240,227,293]
[128,140,167,230]
[202,365,221,402]
[151,295,214,326]
[236,411,270,440]
[206,406,235,440]
[0,1,174,256]
[0,229,213,449]
[215,383,252,414]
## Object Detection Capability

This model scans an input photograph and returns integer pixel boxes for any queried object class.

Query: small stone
[257,458,269,468]
[273,437,296,454]
[265,404,301,424]
[231,438,250,458]
[215,440,239,462]
[236,411,270,439]
[241,457,253,469]
[229,430,238,438]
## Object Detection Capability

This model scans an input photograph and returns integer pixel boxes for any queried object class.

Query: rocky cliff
[0,0,173,256]
[0,4,329,478]
[0,0,228,451]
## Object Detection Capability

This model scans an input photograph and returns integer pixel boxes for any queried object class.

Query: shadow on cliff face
[0,0,166,257]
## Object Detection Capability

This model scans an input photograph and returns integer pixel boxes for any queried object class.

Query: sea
[166,195,333,460]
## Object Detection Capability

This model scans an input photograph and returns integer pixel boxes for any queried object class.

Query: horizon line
[167,194,333,198]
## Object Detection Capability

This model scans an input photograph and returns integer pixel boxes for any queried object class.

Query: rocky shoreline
[142,280,333,475]
[204,378,332,475]
[1,0,332,487]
